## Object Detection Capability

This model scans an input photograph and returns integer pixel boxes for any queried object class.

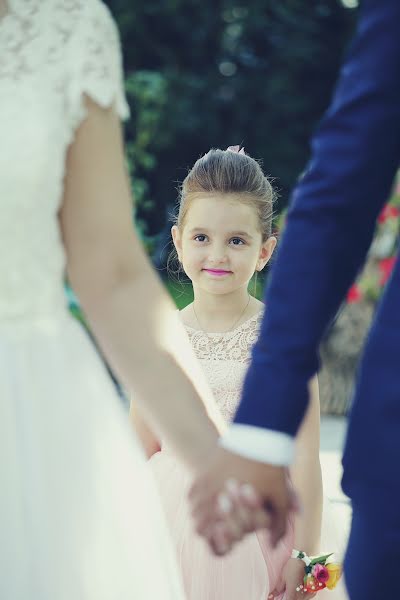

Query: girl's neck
[190,286,258,333]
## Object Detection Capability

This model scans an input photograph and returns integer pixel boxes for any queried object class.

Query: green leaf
[309,553,333,566]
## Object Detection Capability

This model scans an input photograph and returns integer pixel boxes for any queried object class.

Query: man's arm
[235,0,400,439]
[190,1,400,552]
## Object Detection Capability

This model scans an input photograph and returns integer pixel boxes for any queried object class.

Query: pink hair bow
[226,145,246,155]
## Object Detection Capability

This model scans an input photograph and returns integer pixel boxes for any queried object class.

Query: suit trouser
[344,484,400,599]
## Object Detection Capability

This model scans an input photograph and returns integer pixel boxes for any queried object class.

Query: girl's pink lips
[202,268,232,276]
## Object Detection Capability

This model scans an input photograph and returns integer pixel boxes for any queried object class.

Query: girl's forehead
[185,194,259,228]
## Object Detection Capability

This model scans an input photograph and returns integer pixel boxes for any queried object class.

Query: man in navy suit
[190,1,400,597]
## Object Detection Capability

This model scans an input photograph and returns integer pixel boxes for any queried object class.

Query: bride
[0,0,242,597]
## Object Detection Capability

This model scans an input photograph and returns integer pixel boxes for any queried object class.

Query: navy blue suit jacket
[236,0,400,496]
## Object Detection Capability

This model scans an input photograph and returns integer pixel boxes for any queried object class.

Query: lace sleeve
[66,0,130,130]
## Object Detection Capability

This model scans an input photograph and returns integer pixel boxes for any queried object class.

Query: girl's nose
[208,244,227,264]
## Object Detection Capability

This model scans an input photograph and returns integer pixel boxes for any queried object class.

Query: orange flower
[326,563,342,590]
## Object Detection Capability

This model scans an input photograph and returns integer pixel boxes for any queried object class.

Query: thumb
[268,589,286,600]
[271,574,285,595]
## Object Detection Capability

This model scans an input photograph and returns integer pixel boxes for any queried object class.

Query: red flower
[379,256,397,285]
[378,205,400,224]
[313,564,330,584]
[347,284,363,303]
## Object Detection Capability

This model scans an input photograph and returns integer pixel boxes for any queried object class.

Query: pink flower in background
[347,284,363,303]
[378,204,400,224]
[379,256,397,285]
[312,563,330,584]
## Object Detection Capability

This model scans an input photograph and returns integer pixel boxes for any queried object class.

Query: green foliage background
[105,0,356,249]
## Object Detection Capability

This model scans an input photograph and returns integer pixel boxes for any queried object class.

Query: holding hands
[189,447,299,555]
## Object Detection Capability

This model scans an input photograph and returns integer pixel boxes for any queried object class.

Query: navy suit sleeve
[236,0,400,435]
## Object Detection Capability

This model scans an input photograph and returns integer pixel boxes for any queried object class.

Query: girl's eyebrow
[230,231,254,239]
[188,227,253,239]
[189,227,210,233]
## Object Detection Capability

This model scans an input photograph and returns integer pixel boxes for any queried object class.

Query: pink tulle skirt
[149,450,348,600]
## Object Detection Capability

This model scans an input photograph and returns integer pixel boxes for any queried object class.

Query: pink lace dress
[149,312,293,599]
[149,310,349,599]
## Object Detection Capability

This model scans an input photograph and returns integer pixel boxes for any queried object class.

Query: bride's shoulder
[77,0,117,25]
[70,0,122,61]
[58,0,129,129]
[51,0,110,17]
[49,0,117,39]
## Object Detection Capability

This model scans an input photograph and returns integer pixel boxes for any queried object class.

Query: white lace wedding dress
[0,1,185,598]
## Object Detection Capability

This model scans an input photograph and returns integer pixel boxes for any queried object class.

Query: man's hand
[189,447,298,554]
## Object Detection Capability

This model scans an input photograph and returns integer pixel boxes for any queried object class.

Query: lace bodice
[0,0,128,320]
[184,311,263,421]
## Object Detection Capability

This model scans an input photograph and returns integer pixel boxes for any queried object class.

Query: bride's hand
[200,479,270,555]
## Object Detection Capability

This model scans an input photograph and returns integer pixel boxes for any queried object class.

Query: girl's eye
[230,237,245,246]
[194,234,208,242]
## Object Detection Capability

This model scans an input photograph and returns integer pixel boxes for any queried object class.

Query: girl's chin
[194,282,237,295]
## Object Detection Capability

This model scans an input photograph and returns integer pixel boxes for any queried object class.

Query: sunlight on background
[341,0,358,8]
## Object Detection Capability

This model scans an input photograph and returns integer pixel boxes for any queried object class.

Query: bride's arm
[59,97,222,470]
[130,406,161,458]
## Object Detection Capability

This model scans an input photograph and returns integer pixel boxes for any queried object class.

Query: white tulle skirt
[0,311,185,599]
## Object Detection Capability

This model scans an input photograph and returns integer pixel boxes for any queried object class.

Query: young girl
[132,147,347,600]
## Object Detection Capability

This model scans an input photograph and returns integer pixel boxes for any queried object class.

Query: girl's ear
[171,225,183,262]
[256,236,277,272]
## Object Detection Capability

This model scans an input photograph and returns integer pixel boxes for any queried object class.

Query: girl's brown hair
[176,148,276,241]
[168,148,276,284]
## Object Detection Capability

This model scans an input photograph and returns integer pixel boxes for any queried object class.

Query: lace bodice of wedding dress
[0,0,128,320]
[184,311,263,421]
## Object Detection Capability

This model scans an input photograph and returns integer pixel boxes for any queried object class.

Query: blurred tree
[105,0,356,245]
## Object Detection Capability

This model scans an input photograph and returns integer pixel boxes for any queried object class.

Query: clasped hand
[189,447,299,556]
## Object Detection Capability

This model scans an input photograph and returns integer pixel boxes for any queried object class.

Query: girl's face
[172,194,276,296]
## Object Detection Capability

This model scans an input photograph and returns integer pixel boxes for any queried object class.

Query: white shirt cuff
[219,424,295,466]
